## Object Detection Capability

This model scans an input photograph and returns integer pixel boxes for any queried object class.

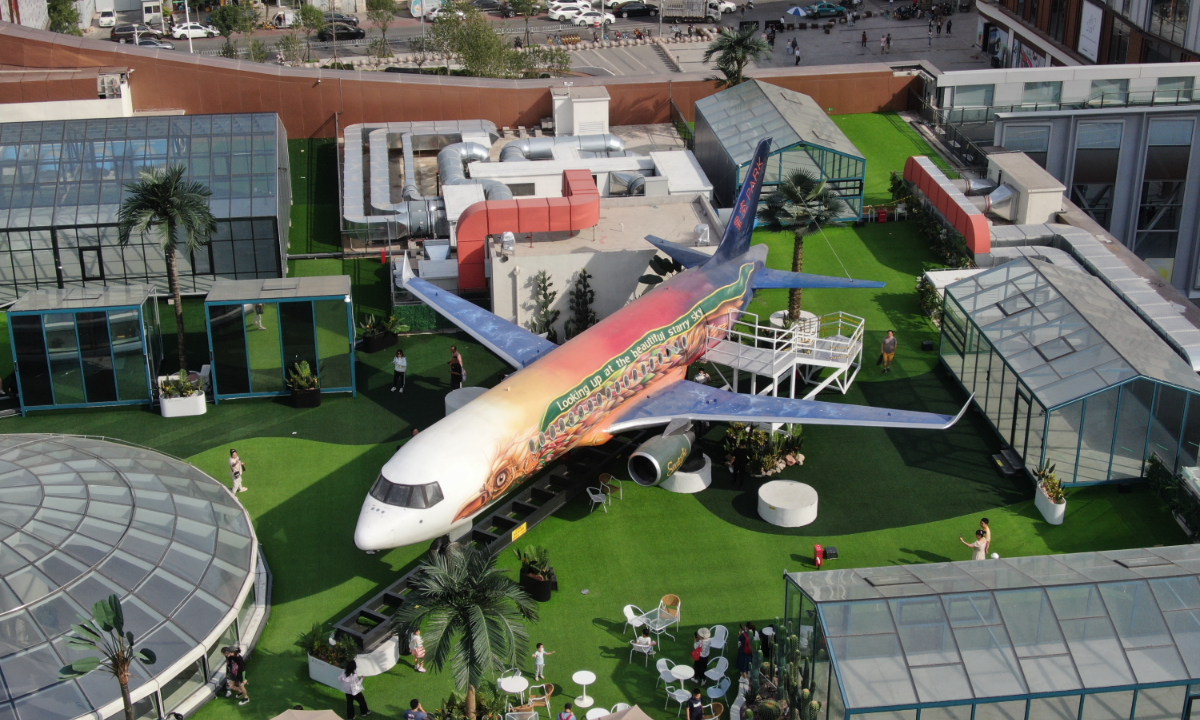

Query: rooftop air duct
[499,134,627,162]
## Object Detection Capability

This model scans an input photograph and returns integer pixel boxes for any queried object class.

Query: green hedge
[393,303,457,333]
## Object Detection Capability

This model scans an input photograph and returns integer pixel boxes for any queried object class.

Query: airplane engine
[628,431,695,486]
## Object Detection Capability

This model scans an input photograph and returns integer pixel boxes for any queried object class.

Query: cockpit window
[369,475,443,509]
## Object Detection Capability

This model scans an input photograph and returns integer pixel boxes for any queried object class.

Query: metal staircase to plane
[700,310,866,400]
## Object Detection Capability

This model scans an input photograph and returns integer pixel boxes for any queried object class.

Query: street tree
[210,4,256,57]
[47,0,83,35]
[506,0,542,47]
[366,0,398,45]
[276,32,306,64]
[58,595,157,720]
[117,165,217,375]
[702,25,769,88]
[297,3,327,61]
[756,169,848,320]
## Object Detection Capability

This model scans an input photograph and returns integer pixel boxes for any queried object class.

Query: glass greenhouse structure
[940,258,1200,485]
[783,545,1200,720]
[8,284,161,414]
[0,113,291,302]
[0,434,265,720]
[204,276,355,401]
[693,80,866,217]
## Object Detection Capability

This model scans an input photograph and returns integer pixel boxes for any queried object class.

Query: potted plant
[298,622,359,690]
[159,376,206,418]
[514,546,556,602]
[358,314,409,353]
[287,360,322,408]
[1034,462,1066,525]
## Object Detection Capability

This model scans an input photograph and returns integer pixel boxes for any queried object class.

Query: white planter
[308,655,344,690]
[160,393,206,418]
[661,454,712,493]
[1035,486,1066,525]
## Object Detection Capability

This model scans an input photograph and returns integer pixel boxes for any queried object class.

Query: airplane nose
[353,503,391,551]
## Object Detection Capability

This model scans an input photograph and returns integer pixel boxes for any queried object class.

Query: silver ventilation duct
[499,134,627,162]
[609,172,646,196]
[401,133,422,201]
[969,184,1016,220]
[437,142,514,201]
[952,177,999,196]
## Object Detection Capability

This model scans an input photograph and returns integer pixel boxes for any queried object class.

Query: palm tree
[59,595,157,720]
[118,164,217,376]
[757,169,849,321]
[702,26,769,88]
[391,545,538,720]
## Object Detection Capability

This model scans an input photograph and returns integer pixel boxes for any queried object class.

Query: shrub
[916,276,943,324]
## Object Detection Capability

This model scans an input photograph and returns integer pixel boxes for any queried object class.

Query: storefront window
[1147,0,1189,46]
[1107,17,1131,63]
[1135,119,1193,281]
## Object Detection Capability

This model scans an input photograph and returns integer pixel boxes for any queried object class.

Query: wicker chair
[529,683,555,719]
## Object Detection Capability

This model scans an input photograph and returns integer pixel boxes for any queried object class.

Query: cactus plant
[803,701,821,720]
[756,701,782,720]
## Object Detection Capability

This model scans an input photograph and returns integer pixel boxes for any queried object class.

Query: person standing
[532,642,555,680]
[391,349,407,393]
[861,30,867,47]
[960,529,988,560]
[946,18,952,33]
[339,660,370,719]
[927,25,933,45]
[886,32,892,51]
[735,623,753,680]
[229,449,247,494]
[410,628,426,672]
[559,703,576,720]
[403,700,428,720]
[253,303,266,330]
[449,354,464,390]
[881,330,897,373]
[223,647,250,706]
[980,517,992,555]
[687,689,705,720]
[450,345,466,382]
[936,19,942,34]
[880,33,886,53]
[692,628,711,685]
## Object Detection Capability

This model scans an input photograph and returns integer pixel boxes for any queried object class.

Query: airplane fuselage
[353,250,764,550]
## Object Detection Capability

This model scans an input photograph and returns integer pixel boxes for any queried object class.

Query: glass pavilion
[0,114,291,302]
[0,434,265,720]
[693,80,866,217]
[7,284,162,414]
[940,258,1200,485]
[783,546,1200,720]
[203,276,355,401]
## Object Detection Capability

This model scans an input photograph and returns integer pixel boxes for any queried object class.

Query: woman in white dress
[959,529,987,560]
[229,449,247,494]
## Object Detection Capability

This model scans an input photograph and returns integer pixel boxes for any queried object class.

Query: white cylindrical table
[498,675,530,707]
[445,386,487,416]
[660,454,712,494]
[758,480,818,527]
[670,664,695,683]
[769,309,817,329]
[572,670,597,708]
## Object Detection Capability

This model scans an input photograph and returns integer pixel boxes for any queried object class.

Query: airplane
[353,138,970,551]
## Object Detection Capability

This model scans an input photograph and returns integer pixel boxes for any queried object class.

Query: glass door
[1184,693,1200,719]
[1012,384,1032,460]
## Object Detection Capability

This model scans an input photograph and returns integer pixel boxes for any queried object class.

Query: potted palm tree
[117,165,217,417]
[514,546,556,602]
[1034,462,1066,525]
[391,545,538,720]
[58,595,157,720]
[287,360,322,408]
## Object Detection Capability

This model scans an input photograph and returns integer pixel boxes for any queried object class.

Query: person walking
[692,628,712,685]
[794,47,801,65]
[391,349,407,393]
[960,529,988,560]
[880,34,886,53]
[410,628,426,673]
[927,25,933,45]
[253,303,266,330]
[229,449,247,494]
[687,689,705,720]
[222,647,250,706]
[946,18,952,33]
[861,30,867,47]
[450,344,465,380]
[980,517,992,555]
[735,623,753,680]
[532,642,555,680]
[936,19,942,34]
[881,330,897,373]
[339,660,370,719]
[886,32,892,51]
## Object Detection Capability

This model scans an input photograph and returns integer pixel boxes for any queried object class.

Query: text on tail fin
[712,137,773,265]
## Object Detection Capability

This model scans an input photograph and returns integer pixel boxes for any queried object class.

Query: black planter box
[291,388,323,408]
[521,572,554,602]
[361,332,397,353]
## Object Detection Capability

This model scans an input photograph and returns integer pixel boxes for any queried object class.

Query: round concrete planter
[1035,485,1066,525]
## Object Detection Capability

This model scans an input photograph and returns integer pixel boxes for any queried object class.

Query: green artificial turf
[290,257,394,320]
[831,113,959,205]
[288,138,342,256]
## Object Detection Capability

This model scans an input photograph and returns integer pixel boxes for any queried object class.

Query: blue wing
[752,268,886,290]
[645,235,713,269]
[606,380,970,433]
[399,254,557,369]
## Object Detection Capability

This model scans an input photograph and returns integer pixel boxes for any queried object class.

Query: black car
[317,22,366,40]
[613,1,657,16]
[323,11,359,24]
[109,24,163,42]
[471,0,517,15]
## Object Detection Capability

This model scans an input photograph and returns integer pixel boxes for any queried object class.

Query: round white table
[499,675,530,706]
[572,670,597,708]
[758,480,818,527]
[670,664,695,683]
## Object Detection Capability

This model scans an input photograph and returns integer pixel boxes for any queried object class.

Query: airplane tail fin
[709,137,773,266]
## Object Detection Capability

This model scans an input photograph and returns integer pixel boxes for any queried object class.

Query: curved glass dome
[0,435,257,720]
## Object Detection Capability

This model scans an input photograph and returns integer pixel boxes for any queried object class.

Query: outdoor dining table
[670,664,695,683]
[573,670,597,708]
[498,675,530,708]
[638,607,679,641]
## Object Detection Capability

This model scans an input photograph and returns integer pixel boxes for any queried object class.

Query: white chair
[709,625,729,656]
[706,677,731,702]
[665,684,691,714]
[704,656,729,683]
[622,605,645,635]
[612,704,631,714]
[599,473,623,499]
[586,709,610,720]
[587,486,609,513]
[629,638,656,665]
[656,658,676,688]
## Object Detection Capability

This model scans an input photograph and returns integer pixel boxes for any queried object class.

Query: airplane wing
[399,254,557,369]
[606,380,971,433]
[752,268,886,290]
[645,235,713,269]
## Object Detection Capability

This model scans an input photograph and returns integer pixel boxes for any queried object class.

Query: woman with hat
[692,627,712,685]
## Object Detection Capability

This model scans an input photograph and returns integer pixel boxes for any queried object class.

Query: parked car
[549,3,589,19]
[323,11,359,24]
[572,9,615,23]
[548,0,591,12]
[613,2,657,16]
[471,0,516,15]
[109,24,163,42]
[804,1,845,16]
[97,10,116,27]
[714,0,735,11]
[425,6,465,19]
[137,37,176,49]
[171,21,217,38]
[317,22,365,39]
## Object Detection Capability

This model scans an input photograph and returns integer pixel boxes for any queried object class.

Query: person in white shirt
[532,642,555,680]
[392,349,407,393]
[339,660,371,718]
[229,449,247,494]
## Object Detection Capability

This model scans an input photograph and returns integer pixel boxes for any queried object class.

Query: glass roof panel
[826,633,917,709]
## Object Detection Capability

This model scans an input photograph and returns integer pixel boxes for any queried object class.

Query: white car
[97,9,116,27]
[714,0,735,11]
[426,6,464,19]
[171,21,217,38]
[572,9,614,23]
[548,4,589,19]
